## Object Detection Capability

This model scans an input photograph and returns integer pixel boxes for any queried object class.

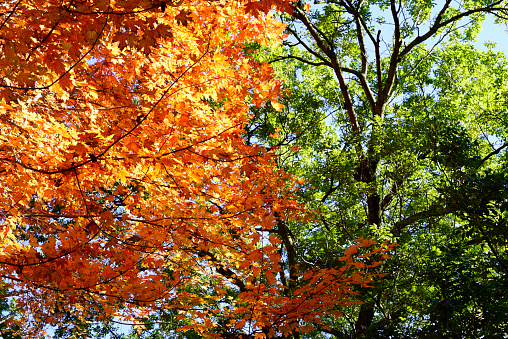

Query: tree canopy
[2,0,508,338]
[244,0,508,337]
[0,0,394,338]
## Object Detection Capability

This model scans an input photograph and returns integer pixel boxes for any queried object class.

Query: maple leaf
[138,35,156,55]
[176,9,193,27]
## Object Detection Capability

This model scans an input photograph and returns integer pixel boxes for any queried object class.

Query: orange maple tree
[0,0,395,337]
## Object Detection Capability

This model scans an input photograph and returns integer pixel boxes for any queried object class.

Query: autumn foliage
[0,0,394,337]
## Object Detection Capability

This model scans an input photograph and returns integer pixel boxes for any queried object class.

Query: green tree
[244,0,508,337]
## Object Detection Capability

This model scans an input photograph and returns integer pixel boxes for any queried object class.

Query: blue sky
[475,16,508,54]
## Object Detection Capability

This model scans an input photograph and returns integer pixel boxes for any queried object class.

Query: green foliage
[245,0,508,338]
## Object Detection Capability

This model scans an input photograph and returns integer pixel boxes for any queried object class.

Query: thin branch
[379,0,402,111]
[0,0,23,32]
[354,16,376,111]
[284,25,331,64]
[392,206,455,234]
[399,0,508,59]
[330,0,377,45]
[1,42,212,175]
[1,10,109,91]
[477,141,508,168]
[269,55,329,67]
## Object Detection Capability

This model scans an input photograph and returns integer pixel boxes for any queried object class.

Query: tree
[0,0,394,338]
[245,0,508,337]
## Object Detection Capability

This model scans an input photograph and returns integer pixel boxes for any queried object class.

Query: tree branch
[399,0,507,59]
[354,16,376,111]
[284,25,332,64]
[478,141,508,168]
[393,206,455,234]
[269,55,329,67]
[292,5,360,135]
[275,212,298,288]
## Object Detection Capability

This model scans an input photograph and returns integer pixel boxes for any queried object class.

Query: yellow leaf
[271,100,284,111]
